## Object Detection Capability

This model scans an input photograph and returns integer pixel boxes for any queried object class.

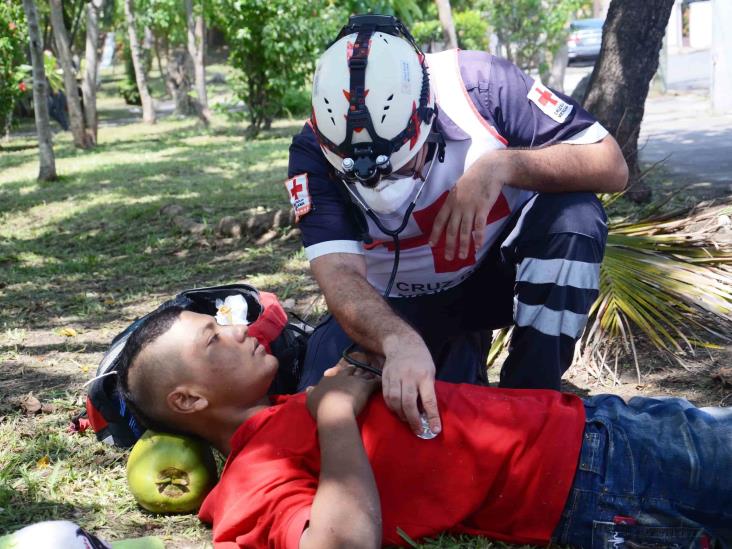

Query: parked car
[567,18,604,64]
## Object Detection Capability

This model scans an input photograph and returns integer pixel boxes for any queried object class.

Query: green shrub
[280,86,311,119]
[454,10,489,51]
[411,19,442,49]
[411,12,489,52]
[217,0,344,137]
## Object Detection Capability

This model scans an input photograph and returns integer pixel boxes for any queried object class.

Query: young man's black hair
[116,305,186,435]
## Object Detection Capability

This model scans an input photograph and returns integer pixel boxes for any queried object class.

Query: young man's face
[147,311,279,410]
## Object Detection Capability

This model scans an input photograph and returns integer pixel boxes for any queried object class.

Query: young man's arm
[310,252,442,438]
[300,366,382,549]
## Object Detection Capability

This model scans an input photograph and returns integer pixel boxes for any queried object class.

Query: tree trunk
[167,48,194,116]
[22,0,57,181]
[69,0,85,45]
[582,0,675,202]
[124,0,156,123]
[167,47,210,125]
[82,0,103,145]
[153,33,172,97]
[50,0,91,148]
[186,0,210,121]
[434,0,458,50]
[143,25,154,78]
[546,44,568,93]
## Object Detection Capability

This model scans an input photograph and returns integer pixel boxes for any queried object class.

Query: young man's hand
[306,362,381,420]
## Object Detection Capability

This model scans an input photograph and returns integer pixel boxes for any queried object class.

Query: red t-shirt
[198,382,585,548]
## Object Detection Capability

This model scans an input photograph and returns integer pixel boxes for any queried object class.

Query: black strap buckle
[349,56,367,70]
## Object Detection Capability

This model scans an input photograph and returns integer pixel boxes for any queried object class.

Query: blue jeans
[553,395,732,548]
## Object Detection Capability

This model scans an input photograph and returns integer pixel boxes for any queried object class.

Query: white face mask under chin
[354,158,435,215]
[355,176,417,215]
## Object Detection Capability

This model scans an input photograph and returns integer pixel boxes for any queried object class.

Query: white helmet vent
[322,97,336,126]
[380,94,394,124]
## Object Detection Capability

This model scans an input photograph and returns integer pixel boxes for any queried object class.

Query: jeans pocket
[592,520,711,549]
[579,429,603,475]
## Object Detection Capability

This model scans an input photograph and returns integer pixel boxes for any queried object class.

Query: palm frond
[581,198,732,376]
[488,198,732,380]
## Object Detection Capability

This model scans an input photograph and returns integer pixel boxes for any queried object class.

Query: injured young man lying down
[114,306,731,549]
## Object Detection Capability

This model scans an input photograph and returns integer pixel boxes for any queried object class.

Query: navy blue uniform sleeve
[475,54,601,148]
[287,124,363,259]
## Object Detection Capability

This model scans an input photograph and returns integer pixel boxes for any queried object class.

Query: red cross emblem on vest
[285,174,312,221]
[289,179,303,200]
[535,87,558,107]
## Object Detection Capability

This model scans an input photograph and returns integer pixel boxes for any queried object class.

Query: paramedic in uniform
[286,16,628,437]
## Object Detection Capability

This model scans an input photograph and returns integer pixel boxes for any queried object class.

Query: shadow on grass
[0,142,37,153]
[0,131,297,220]
[0,362,79,407]
[0,497,94,536]
[1,341,110,356]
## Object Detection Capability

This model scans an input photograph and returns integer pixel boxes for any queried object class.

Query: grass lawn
[0,77,537,547]
[2,68,728,548]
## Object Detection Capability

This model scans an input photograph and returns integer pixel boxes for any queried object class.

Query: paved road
[563,50,730,199]
[639,92,732,197]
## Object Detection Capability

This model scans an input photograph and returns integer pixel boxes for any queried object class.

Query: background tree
[412,6,489,51]
[434,0,458,49]
[479,0,583,81]
[135,0,185,97]
[581,0,675,201]
[0,2,29,140]
[185,0,210,121]
[82,0,104,145]
[49,0,92,148]
[21,0,57,181]
[124,0,156,123]
[344,0,424,25]
[218,0,343,137]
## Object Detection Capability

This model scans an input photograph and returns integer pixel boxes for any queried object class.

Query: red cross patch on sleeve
[527,80,573,123]
[284,173,312,222]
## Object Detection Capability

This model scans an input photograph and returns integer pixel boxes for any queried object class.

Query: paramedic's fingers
[457,209,477,261]
[456,177,503,258]
[382,369,407,422]
[472,201,492,251]
[401,382,424,436]
[428,190,454,252]
[443,207,464,262]
[418,379,442,435]
[380,343,438,433]
[429,191,473,260]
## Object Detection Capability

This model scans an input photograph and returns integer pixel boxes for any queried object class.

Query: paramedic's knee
[502,192,608,263]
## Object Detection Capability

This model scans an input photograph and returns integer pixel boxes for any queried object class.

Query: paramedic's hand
[429,150,507,262]
[307,363,381,420]
[382,339,442,437]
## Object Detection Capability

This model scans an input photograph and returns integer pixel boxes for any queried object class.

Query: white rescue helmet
[311,16,436,187]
